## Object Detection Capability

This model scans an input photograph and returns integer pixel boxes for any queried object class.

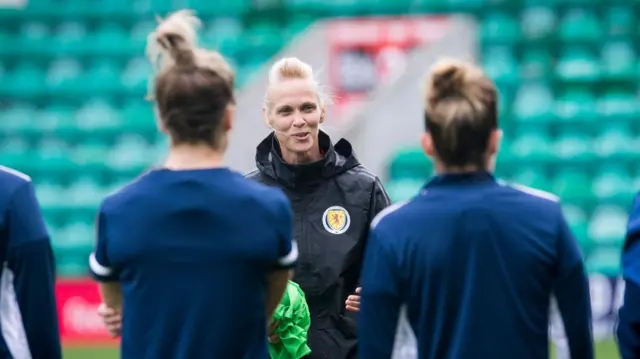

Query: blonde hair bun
[268,57,316,86]
[426,59,489,106]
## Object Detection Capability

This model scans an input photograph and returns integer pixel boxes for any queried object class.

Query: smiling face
[264,79,325,162]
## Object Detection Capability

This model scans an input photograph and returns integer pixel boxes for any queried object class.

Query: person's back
[89,10,294,359]
[94,168,293,358]
[0,166,61,359]
[371,175,588,359]
[358,60,592,359]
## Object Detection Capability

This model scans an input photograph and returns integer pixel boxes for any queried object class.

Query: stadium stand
[0,0,638,280]
[384,0,640,278]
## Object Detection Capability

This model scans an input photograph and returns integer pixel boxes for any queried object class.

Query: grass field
[62,340,622,358]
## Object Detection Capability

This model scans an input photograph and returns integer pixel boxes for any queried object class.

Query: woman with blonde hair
[97,47,391,359]
[244,56,391,359]
[357,59,594,359]
[90,10,294,358]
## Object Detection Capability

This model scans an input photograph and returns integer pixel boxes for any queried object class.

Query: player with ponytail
[90,10,295,359]
[358,59,594,359]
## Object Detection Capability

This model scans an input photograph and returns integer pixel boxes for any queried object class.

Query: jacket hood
[255,130,360,187]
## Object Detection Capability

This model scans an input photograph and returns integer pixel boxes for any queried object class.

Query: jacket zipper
[300,212,311,264]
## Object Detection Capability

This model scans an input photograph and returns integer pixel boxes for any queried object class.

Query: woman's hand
[345,287,361,312]
[268,320,281,343]
[97,303,122,338]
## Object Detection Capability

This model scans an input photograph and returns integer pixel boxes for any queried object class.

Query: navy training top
[359,172,593,359]
[90,168,297,359]
[0,166,61,359]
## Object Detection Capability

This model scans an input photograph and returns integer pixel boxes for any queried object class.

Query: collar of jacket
[424,171,496,188]
[255,130,359,188]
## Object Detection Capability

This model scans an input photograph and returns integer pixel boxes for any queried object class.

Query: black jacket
[246,131,390,359]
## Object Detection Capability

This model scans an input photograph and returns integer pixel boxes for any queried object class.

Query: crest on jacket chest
[322,206,351,234]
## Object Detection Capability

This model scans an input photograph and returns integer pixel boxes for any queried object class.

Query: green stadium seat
[67,179,107,208]
[588,205,627,246]
[601,41,636,80]
[385,179,424,203]
[0,104,38,134]
[604,6,635,37]
[483,46,519,84]
[562,204,590,252]
[512,84,555,122]
[89,23,130,56]
[554,88,597,121]
[0,30,11,57]
[46,58,83,95]
[558,9,603,42]
[8,63,47,98]
[520,7,556,40]
[17,22,51,57]
[593,126,635,159]
[121,57,152,95]
[555,46,600,81]
[552,168,590,202]
[53,22,88,56]
[72,142,112,171]
[203,18,243,54]
[106,135,154,171]
[480,13,522,44]
[509,131,554,161]
[92,0,132,18]
[597,91,637,120]
[33,139,76,173]
[508,167,551,192]
[192,0,249,16]
[520,50,554,80]
[129,0,170,15]
[36,104,77,133]
[130,21,157,53]
[75,99,122,132]
[389,148,433,180]
[37,182,68,211]
[586,248,621,276]
[0,139,31,170]
[554,131,593,160]
[121,100,154,132]
[592,165,635,202]
[242,22,284,61]
[61,223,95,249]
[84,61,122,95]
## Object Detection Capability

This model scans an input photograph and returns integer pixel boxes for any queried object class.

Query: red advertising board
[325,16,451,120]
[56,278,118,345]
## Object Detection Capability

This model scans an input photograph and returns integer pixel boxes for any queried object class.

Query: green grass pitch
[62,340,621,358]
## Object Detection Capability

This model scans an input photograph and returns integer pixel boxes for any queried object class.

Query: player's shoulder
[100,170,155,213]
[0,165,31,184]
[498,180,560,205]
[370,200,410,231]
[244,168,261,180]
[241,178,290,213]
[0,166,33,203]
[496,180,563,220]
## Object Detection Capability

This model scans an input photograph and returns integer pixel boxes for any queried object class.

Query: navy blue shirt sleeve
[622,193,640,282]
[358,223,402,359]
[618,192,640,359]
[271,192,297,270]
[89,207,119,282]
[553,211,594,359]
[6,181,62,359]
